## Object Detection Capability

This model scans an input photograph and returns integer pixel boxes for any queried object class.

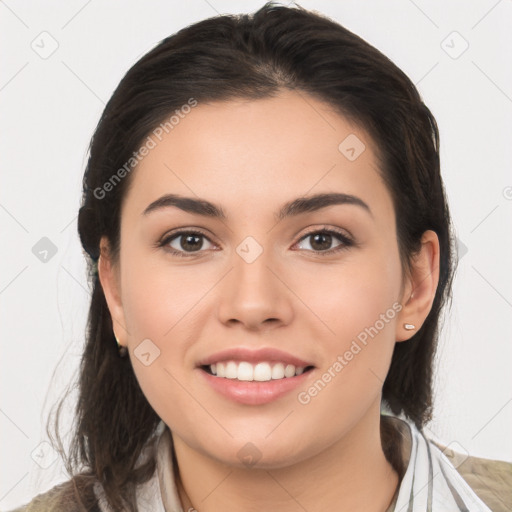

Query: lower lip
[197,367,314,405]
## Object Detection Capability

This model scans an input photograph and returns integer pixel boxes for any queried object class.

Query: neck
[173,405,400,512]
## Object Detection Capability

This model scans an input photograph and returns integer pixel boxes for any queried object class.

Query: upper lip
[197,347,315,368]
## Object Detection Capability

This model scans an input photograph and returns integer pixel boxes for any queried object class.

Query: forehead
[122,90,390,219]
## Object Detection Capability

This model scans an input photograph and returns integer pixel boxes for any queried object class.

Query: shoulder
[434,442,512,512]
[4,478,101,512]
[383,414,512,511]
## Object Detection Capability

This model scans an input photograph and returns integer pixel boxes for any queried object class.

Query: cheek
[118,257,200,400]
[293,247,402,346]
[121,263,210,429]
[292,248,402,409]
[120,250,211,344]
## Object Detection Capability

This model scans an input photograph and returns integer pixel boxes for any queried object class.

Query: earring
[404,323,416,331]
[113,331,128,358]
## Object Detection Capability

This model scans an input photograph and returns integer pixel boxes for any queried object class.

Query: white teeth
[253,362,272,381]
[271,363,285,379]
[208,361,307,381]
[238,362,253,381]
[216,362,226,377]
[284,364,296,378]
[225,361,238,379]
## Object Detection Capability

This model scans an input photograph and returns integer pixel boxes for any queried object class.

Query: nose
[216,243,294,332]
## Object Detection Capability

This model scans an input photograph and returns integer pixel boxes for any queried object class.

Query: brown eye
[295,229,353,254]
[160,230,215,257]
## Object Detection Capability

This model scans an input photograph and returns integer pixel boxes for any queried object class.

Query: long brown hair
[46,3,455,510]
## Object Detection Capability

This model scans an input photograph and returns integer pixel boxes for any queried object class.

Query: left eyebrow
[277,192,373,221]
[141,192,373,220]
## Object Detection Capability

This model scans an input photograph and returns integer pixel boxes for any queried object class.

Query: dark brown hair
[46,2,455,510]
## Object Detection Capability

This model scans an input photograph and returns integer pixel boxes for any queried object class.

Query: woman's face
[100,90,422,468]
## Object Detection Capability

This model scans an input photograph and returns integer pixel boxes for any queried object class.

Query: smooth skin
[98,89,440,512]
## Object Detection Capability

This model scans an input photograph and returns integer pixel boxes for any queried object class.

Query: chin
[201,435,311,471]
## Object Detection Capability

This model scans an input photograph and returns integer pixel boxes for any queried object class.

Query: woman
[8,3,511,511]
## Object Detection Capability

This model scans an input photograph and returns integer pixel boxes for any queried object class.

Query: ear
[396,230,440,342]
[97,235,129,345]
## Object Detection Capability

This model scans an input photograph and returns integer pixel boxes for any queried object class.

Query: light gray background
[1,0,511,509]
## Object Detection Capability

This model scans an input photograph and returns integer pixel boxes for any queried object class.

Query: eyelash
[157,227,355,258]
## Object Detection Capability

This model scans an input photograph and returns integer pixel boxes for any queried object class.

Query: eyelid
[158,227,214,245]
[297,225,354,243]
